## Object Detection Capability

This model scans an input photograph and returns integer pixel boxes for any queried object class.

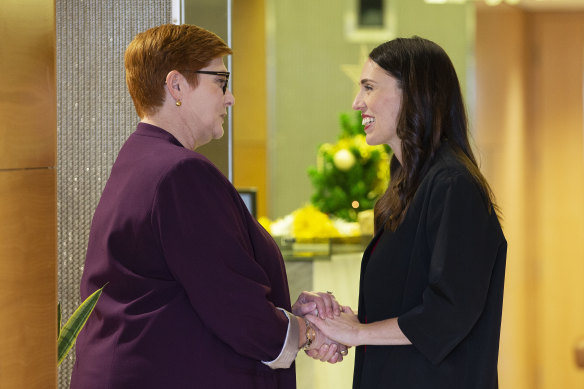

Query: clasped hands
[292,291,356,364]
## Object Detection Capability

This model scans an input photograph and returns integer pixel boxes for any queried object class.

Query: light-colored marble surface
[287,252,363,389]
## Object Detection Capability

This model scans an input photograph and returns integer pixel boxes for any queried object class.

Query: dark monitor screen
[237,188,257,218]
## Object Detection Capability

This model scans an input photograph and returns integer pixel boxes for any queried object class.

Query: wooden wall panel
[0,169,57,388]
[476,6,533,389]
[526,12,584,389]
[0,0,57,387]
[0,0,56,169]
[477,6,584,389]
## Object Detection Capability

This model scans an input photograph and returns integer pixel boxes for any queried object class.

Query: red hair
[124,24,232,118]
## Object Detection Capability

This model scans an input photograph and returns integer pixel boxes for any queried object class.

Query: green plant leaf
[57,302,61,338]
[57,284,106,365]
[307,111,391,221]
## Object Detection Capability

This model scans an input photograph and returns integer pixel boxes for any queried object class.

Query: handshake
[292,291,360,364]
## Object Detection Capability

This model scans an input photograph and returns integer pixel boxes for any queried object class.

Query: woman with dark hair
[307,37,507,388]
[70,24,346,389]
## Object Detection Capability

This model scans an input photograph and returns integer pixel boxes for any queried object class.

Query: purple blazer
[70,123,295,389]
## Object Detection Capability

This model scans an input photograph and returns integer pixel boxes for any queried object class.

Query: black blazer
[354,143,507,389]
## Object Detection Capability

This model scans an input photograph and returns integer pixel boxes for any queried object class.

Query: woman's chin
[213,127,225,140]
[365,134,379,146]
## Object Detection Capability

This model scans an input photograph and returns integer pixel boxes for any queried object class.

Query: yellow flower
[292,205,340,241]
[353,135,371,160]
[257,216,272,234]
[372,152,391,195]
[336,138,352,152]
[319,143,334,156]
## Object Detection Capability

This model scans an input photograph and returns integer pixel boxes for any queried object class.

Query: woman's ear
[165,70,183,101]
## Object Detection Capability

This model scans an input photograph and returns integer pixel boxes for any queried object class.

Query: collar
[134,122,184,148]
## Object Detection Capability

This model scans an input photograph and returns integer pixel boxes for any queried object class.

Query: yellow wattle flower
[257,216,272,234]
[292,205,340,241]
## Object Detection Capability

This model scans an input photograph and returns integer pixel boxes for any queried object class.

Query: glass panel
[182,0,233,181]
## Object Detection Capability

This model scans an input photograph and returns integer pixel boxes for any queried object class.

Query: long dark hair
[371,37,499,232]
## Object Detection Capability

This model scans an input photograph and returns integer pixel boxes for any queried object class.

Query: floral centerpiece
[259,112,390,243]
[259,204,360,242]
[307,111,391,222]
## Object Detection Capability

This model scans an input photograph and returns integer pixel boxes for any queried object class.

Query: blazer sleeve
[397,170,501,364]
[151,158,290,363]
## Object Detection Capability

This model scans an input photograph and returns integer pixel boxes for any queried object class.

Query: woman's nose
[225,89,235,106]
[352,92,364,111]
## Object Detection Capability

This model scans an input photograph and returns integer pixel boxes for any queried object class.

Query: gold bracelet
[303,318,316,350]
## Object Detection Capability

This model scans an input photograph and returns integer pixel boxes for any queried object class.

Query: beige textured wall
[0,0,57,387]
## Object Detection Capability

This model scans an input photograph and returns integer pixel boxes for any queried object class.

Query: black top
[353,143,507,389]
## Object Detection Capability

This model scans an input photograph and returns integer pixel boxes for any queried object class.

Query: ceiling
[483,0,584,9]
[520,0,584,9]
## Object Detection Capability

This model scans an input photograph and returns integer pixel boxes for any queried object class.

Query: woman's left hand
[303,321,349,364]
[306,306,362,347]
[292,291,341,319]
[305,343,346,363]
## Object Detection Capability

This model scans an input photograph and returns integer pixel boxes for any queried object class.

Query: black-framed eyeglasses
[184,70,230,94]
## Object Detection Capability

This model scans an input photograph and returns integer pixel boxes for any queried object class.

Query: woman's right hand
[292,291,341,319]
[306,306,362,347]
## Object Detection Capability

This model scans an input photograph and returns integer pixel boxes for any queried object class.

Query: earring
[175,100,182,107]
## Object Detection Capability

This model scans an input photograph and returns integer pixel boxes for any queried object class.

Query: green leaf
[57,284,106,365]
[307,111,392,221]
[57,302,61,338]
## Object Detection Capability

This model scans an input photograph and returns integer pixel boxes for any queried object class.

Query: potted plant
[57,285,105,365]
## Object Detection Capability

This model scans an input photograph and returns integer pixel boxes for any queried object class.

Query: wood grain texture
[0,0,57,387]
[0,169,57,388]
[526,12,584,388]
[476,7,533,389]
[0,0,56,169]
[477,7,584,389]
